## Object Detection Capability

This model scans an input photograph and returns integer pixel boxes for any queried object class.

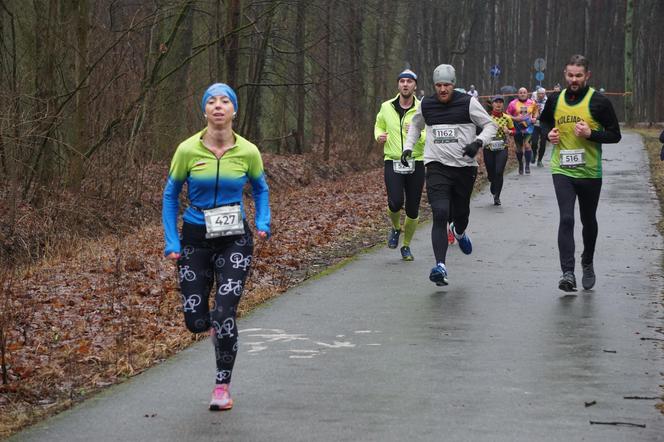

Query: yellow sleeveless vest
[551,88,602,178]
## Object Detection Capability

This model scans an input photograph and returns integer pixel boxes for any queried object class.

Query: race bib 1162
[431,125,458,144]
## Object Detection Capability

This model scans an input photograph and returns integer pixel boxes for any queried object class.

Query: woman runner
[162,83,270,410]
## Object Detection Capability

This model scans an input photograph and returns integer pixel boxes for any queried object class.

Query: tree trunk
[295,0,306,153]
[323,0,331,162]
[153,1,194,155]
[240,0,276,141]
[68,0,89,191]
[225,0,241,87]
[583,0,590,56]
[28,0,59,197]
[624,0,634,125]
[215,0,224,81]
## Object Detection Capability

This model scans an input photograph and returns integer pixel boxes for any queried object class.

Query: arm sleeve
[374,107,386,141]
[469,98,497,145]
[539,92,559,139]
[162,147,188,256]
[404,105,425,151]
[660,130,664,143]
[506,116,515,135]
[248,149,271,236]
[588,94,622,144]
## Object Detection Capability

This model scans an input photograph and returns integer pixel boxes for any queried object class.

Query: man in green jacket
[374,69,426,261]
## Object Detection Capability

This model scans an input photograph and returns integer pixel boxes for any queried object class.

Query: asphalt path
[12,132,664,441]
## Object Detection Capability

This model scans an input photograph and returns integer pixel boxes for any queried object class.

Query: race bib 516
[560,149,586,168]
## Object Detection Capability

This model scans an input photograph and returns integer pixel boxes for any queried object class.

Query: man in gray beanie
[402,64,497,287]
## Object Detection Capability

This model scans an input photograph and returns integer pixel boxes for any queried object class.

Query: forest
[1,0,664,436]
[1,0,663,268]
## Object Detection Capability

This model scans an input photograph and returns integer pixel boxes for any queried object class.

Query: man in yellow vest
[540,54,621,292]
[374,69,426,261]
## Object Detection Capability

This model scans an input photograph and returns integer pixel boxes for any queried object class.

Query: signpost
[489,64,501,94]
[533,58,546,88]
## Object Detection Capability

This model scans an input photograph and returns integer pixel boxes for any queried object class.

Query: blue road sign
[490,65,501,78]
[535,71,545,81]
[534,58,546,71]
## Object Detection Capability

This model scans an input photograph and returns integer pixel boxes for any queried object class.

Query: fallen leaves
[0,147,517,437]
[0,155,398,438]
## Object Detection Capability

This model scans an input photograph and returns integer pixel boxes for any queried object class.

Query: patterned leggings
[177,222,253,385]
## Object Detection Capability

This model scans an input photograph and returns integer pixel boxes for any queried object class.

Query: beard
[568,79,587,91]
[400,89,414,99]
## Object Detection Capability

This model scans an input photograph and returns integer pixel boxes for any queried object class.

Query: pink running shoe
[447,226,455,245]
[209,384,233,411]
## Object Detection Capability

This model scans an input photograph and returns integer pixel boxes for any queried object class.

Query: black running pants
[177,222,254,385]
[426,162,477,264]
[482,148,508,197]
[552,174,602,273]
[384,160,425,219]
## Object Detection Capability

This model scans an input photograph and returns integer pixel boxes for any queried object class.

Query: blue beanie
[398,69,417,81]
[201,83,238,114]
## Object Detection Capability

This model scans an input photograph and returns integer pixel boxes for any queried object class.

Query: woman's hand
[257,231,269,240]
[166,252,180,260]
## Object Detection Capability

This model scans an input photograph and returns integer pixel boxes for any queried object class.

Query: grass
[632,127,664,416]
[633,128,664,234]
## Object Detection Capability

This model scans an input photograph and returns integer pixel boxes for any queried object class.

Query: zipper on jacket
[400,115,405,152]
[213,158,220,208]
[393,100,415,153]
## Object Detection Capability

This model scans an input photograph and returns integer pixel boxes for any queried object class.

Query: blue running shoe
[450,222,472,255]
[387,228,400,249]
[429,263,448,286]
[400,246,414,261]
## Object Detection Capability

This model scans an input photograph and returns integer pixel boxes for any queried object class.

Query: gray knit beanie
[433,64,456,85]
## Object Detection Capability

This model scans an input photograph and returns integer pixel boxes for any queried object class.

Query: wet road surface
[13,132,664,441]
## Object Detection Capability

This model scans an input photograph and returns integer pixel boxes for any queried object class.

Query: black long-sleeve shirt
[540,86,621,144]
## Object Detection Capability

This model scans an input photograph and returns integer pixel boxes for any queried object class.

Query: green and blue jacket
[162,129,270,255]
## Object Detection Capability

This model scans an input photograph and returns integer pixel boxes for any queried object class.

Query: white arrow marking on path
[315,341,356,348]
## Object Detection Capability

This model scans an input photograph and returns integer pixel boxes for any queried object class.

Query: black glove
[463,140,482,158]
[660,145,664,161]
[400,149,412,167]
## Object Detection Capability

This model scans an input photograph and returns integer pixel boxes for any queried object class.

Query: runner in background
[374,69,426,261]
[507,87,538,175]
[467,85,479,100]
[484,95,515,206]
[531,87,548,167]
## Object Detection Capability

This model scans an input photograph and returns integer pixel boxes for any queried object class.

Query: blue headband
[397,69,417,81]
[201,83,238,114]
